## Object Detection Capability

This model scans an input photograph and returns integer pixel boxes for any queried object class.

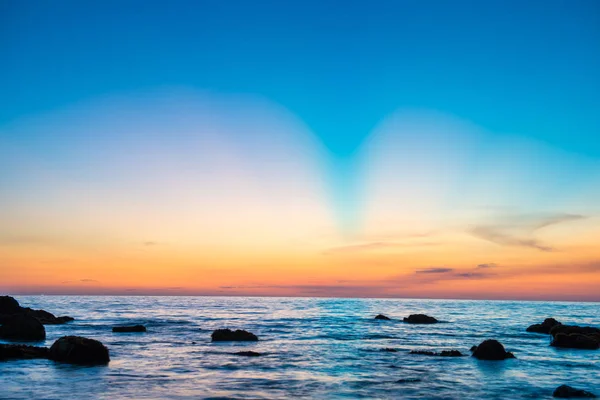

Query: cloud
[469,212,586,252]
[143,241,158,246]
[476,263,497,269]
[416,267,454,274]
[62,278,99,284]
[323,241,439,255]
[471,226,554,252]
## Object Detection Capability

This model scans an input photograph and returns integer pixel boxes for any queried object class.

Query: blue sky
[2,0,599,156]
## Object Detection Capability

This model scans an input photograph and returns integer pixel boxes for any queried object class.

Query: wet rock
[403,314,438,324]
[380,348,398,352]
[410,350,436,356]
[550,325,600,339]
[49,336,110,365]
[396,378,421,384]
[527,318,562,334]
[440,350,463,357]
[0,315,46,341]
[234,351,261,357]
[551,333,599,350]
[471,339,515,360]
[375,314,391,320]
[211,329,258,342]
[112,325,146,333]
[0,296,21,314]
[0,296,73,325]
[410,349,463,357]
[553,384,596,398]
[0,344,49,360]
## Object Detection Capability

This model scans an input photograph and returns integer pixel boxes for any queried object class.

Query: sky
[1,0,599,301]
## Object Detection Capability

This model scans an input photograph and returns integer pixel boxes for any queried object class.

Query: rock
[550,325,600,339]
[410,349,463,357]
[527,318,562,334]
[0,315,46,341]
[0,344,49,360]
[49,336,110,365]
[211,329,258,342]
[375,314,391,320]
[0,296,21,314]
[551,333,599,350]
[112,325,146,333]
[471,339,515,360]
[403,314,438,324]
[234,351,261,357]
[380,348,398,352]
[553,385,596,398]
[410,350,436,356]
[440,350,463,357]
[0,296,73,325]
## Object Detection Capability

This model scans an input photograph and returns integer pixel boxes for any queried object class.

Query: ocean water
[0,296,598,399]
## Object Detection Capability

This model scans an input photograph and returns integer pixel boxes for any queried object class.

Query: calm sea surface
[0,296,598,399]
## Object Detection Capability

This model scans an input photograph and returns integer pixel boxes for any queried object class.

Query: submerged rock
[527,318,562,334]
[553,385,596,398]
[49,336,110,365]
[375,314,391,320]
[471,340,515,360]
[551,333,599,350]
[211,329,258,342]
[0,296,73,325]
[0,344,49,360]
[403,314,438,324]
[410,349,463,357]
[234,351,261,357]
[112,325,147,333]
[380,348,398,352]
[0,315,46,341]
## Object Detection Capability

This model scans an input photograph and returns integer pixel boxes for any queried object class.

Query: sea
[1,296,598,399]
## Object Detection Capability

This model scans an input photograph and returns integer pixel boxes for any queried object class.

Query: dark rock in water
[375,314,391,320]
[410,349,463,357]
[234,351,261,357]
[396,378,422,384]
[410,350,436,356]
[0,296,21,314]
[471,340,515,360]
[211,329,258,342]
[380,348,398,352]
[0,315,46,341]
[49,336,110,365]
[403,314,438,324]
[470,345,478,352]
[527,318,562,334]
[0,295,73,325]
[0,344,49,360]
[553,385,596,398]
[440,350,463,357]
[550,325,600,339]
[551,333,599,350]
[112,325,146,333]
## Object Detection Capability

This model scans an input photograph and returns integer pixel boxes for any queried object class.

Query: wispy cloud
[476,263,497,269]
[323,241,439,255]
[415,267,454,274]
[469,212,586,252]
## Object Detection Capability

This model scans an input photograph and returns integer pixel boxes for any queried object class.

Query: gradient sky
[1,0,599,300]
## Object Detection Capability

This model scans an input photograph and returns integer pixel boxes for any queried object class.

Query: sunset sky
[1,1,599,301]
